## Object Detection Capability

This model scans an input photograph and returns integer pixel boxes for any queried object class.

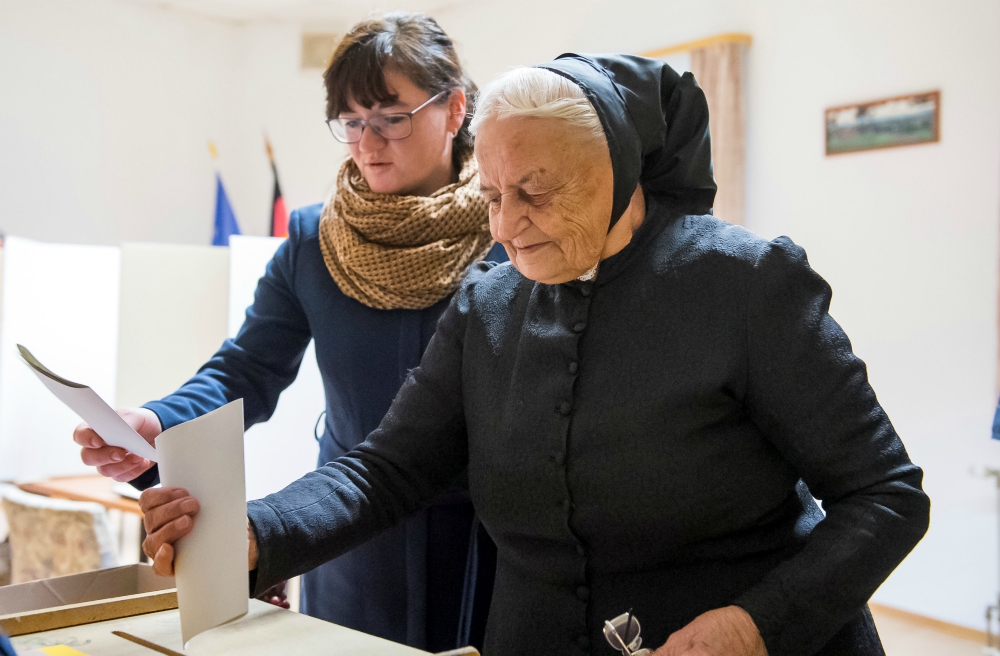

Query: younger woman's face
[341,69,467,197]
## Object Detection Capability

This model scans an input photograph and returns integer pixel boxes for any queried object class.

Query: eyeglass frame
[326,89,452,144]
[603,610,651,656]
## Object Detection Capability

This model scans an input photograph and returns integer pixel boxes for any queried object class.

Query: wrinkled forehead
[474,115,612,186]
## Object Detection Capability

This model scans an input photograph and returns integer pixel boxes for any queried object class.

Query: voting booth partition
[0,235,320,500]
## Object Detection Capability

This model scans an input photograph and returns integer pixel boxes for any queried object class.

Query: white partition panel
[228,236,321,501]
[117,243,230,409]
[0,237,121,482]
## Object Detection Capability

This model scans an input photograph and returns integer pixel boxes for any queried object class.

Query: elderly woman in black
[140,54,929,656]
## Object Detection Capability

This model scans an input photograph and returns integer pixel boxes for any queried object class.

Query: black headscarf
[536,53,717,229]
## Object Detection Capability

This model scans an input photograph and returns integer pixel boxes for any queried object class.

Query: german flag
[266,137,289,238]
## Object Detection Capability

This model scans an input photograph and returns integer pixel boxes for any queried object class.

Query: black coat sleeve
[244,267,485,595]
[733,237,930,655]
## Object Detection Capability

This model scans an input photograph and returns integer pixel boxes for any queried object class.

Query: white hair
[470,67,605,145]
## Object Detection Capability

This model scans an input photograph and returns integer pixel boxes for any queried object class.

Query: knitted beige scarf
[318,154,494,310]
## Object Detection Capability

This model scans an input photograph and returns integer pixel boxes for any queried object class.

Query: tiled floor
[872,605,987,656]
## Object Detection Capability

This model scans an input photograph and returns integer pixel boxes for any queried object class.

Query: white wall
[0,0,239,243]
[435,0,1000,631]
[0,0,345,245]
[0,237,121,482]
[226,21,346,231]
[116,243,230,408]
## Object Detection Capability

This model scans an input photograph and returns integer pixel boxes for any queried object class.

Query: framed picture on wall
[825,91,940,155]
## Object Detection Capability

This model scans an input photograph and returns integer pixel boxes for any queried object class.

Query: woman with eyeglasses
[70,12,505,652]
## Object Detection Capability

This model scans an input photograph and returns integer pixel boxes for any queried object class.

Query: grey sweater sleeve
[245,272,478,595]
[734,237,930,655]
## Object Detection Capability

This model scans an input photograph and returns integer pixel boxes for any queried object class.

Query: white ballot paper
[18,345,249,645]
[18,345,159,462]
[157,400,249,646]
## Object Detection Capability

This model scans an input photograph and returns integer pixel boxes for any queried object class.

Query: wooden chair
[0,485,117,584]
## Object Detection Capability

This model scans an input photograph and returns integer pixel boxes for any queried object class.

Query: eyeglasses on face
[327,90,450,144]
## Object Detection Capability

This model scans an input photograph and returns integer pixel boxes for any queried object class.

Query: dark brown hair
[324,12,476,171]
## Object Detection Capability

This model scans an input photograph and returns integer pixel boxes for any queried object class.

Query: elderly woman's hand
[653,606,767,656]
[140,487,260,577]
[140,487,200,576]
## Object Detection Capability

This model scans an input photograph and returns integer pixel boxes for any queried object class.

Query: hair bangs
[325,37,399,119]
[323,12,478,169]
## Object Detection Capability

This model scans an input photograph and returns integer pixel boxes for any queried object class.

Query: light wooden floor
[872,604,989,656]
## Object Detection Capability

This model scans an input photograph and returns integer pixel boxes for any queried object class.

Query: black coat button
[573,322,587,333]
[577,634,591,650]
[580,286,592,297]
[577,585,590,601]
[562,499,572,512]
[568,361,579,374]
[554,451,566,465]
[558,401,572,415]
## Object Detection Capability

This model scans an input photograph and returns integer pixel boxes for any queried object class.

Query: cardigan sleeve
[244,264,490,595]
[132,211,313,493]
[733,237,930,655]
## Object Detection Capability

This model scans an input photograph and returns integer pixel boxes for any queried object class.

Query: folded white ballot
[18,344,159,462]
[157,400,249,646]
[18,344,249,646]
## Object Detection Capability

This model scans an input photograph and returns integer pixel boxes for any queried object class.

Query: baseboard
[869,602,986,643]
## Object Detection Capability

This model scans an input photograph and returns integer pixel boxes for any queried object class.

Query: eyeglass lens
[329,114,412,144]
[328,89,448,144]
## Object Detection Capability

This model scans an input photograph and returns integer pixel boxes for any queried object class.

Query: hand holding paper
[19,345,159,462]
[155,400,250,645]
[21,345,250,646]
[75,407,162,482]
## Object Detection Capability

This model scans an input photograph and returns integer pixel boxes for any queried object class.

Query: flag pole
[264,133,275,165]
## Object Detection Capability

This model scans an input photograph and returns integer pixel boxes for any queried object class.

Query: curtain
[690,41,748,225]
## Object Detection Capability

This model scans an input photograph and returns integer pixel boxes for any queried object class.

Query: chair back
[0,485,117,584]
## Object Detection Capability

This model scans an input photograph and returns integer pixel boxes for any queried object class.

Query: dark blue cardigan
[141,203,506,650]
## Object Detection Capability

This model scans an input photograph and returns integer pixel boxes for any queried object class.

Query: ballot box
[9,599,478,656]
[0,564,176,637]
[4,566,479,656]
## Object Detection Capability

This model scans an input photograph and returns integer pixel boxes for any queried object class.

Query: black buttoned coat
[247,193,929,655]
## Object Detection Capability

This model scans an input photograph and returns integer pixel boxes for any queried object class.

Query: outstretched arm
[75,211,314,487]
[246,270,479,593]
[139,265,492,593]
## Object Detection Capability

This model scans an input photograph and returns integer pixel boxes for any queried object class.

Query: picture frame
[825,91,940,156]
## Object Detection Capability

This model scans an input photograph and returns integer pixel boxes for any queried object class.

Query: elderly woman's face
[476,117,615,284]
